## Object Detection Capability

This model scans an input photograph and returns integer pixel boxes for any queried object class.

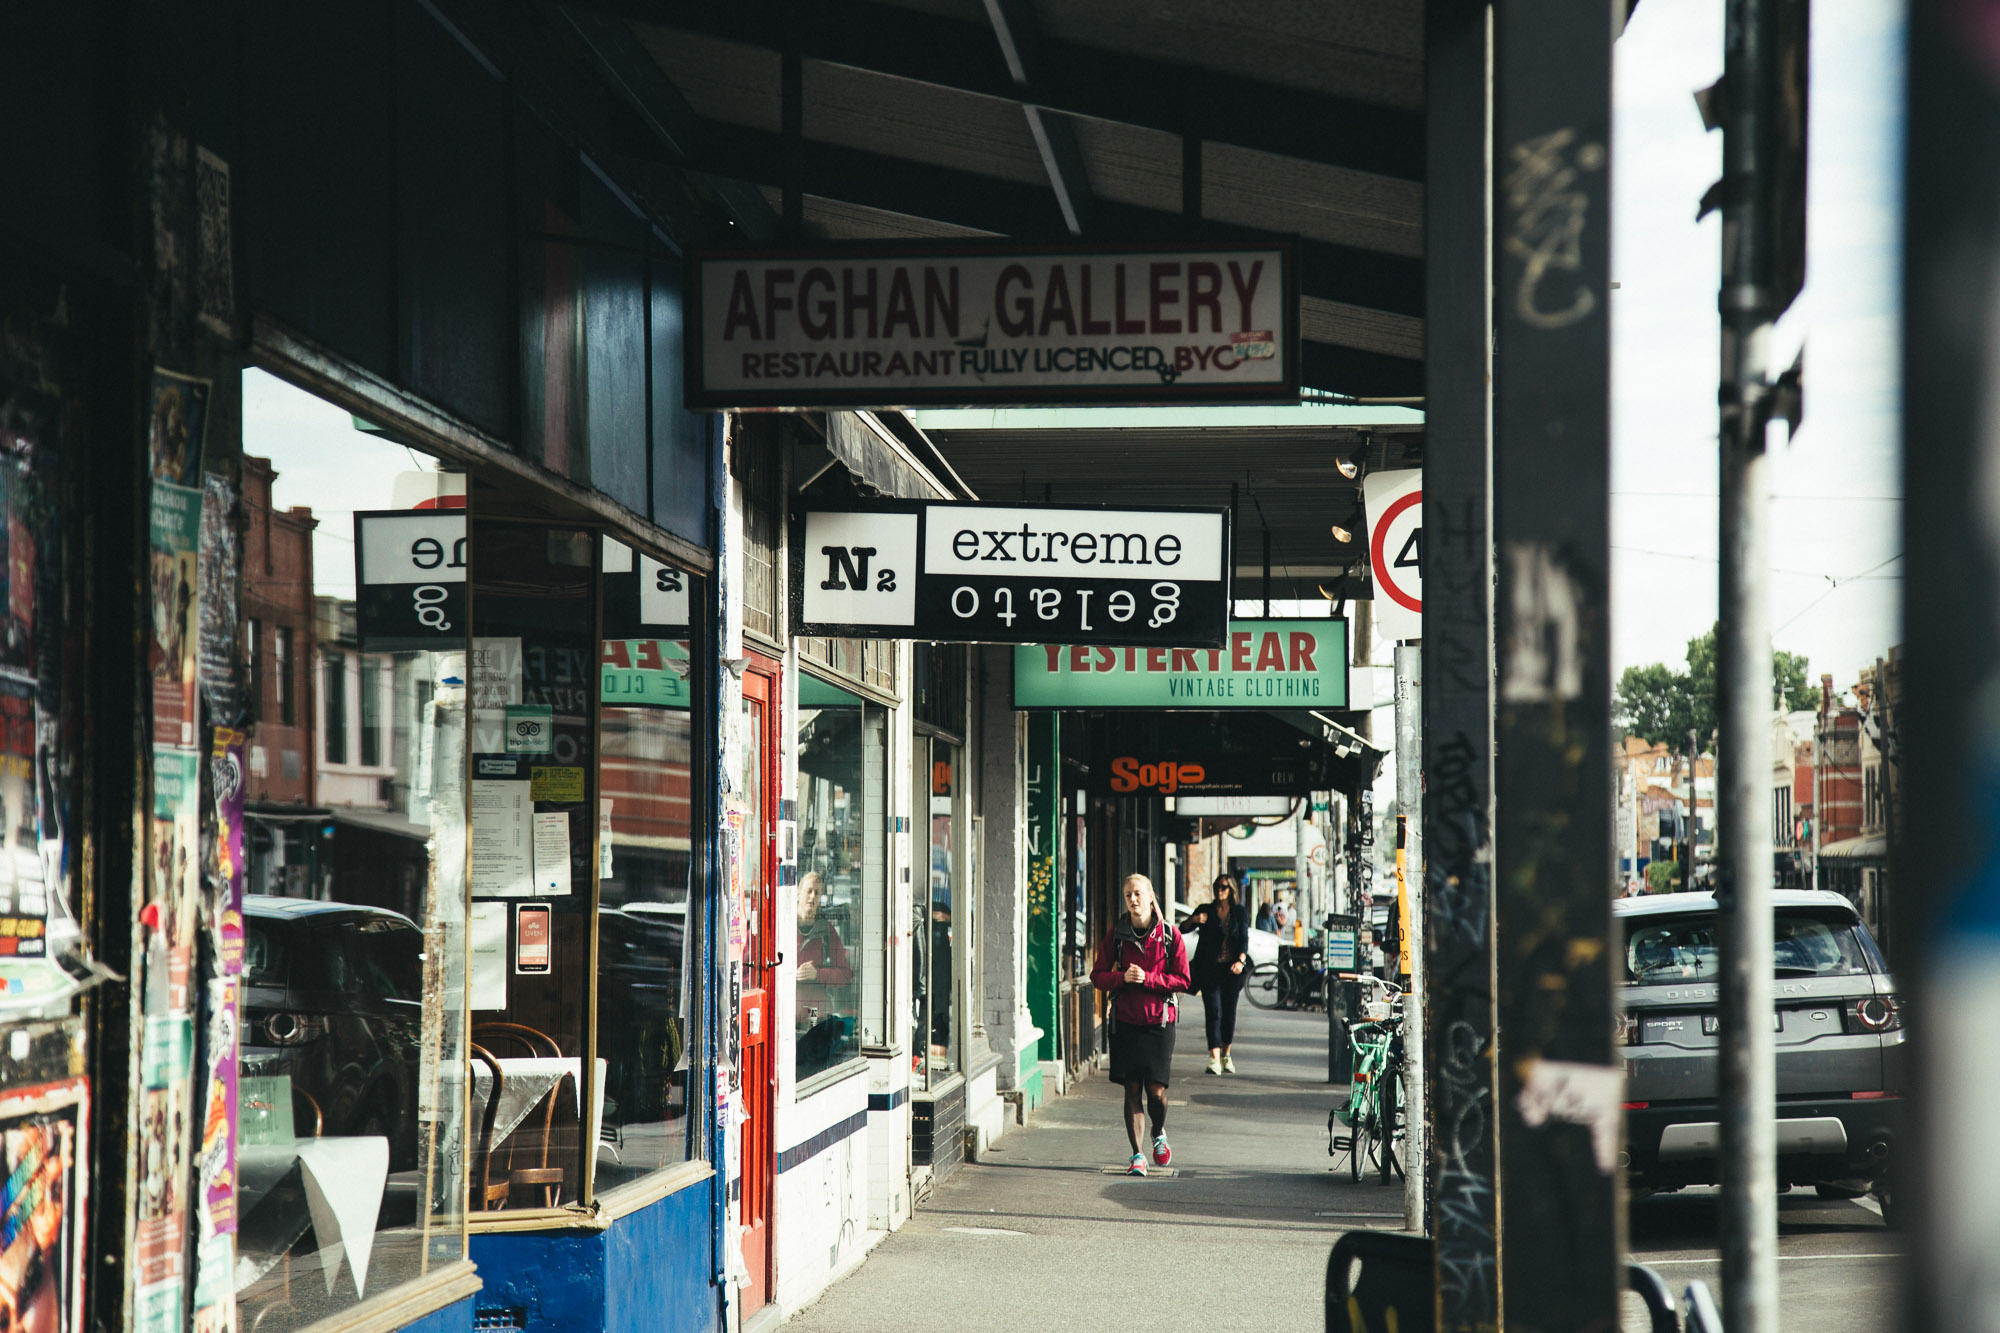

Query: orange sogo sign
[1011,618,1348,709]
[686,240,1297,408]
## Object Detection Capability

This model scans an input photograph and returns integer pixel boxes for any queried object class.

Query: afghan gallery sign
[688,240,1297,409]
[1012,618,1348,709]
[792,500,1230,647]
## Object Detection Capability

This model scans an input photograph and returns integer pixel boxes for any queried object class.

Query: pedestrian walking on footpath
[1255,899,1276,933]
[1090,873,1191,1176]
[1188,874,1251,1075]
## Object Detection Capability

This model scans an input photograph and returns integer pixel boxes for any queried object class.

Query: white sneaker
[1222,1054,1237,1074]
[1206,1056,1223,1076]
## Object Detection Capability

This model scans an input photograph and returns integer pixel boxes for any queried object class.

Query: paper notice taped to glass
[532,812,571,897]
[470,779,533,898]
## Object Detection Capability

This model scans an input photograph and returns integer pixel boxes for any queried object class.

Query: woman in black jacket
[1188,874,1252,1074]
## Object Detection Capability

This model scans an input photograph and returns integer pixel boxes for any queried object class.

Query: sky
[1609,0,1905,690]
[241,368,445,598]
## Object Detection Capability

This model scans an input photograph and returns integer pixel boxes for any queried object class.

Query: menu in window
[470,778,534,898]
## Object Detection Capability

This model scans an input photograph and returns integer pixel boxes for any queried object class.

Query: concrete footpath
[786,1001,1400,1333]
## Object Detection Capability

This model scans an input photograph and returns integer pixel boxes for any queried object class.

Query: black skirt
[1108,1020,1176,1087]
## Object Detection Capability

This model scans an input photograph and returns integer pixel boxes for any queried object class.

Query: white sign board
[794,500,1231,647]
[1171,795,1296,818]
[1362,469,1422,643]
[691,242,1296,408]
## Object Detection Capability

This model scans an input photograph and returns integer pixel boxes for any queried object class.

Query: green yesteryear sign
[1012,619,1347,709]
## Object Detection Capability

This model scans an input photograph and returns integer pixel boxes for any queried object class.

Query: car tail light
[1844,995,1901,1034]
[1623,1101,1649,1110]
[260,1012,329,1046]
[1850,1090,1895,1099]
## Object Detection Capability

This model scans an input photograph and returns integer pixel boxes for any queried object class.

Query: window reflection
[795,680,876,1080]
[235,372,468,1331]
[595,698,696,1185]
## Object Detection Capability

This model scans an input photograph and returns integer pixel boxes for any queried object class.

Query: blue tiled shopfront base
[468,1183,720,1333]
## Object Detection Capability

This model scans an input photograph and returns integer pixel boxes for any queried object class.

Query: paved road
[1628,1186,1901,1331]
[786,1001,1398,1333]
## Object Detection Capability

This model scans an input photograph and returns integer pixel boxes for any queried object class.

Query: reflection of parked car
[596,902,687,1123]
[1617,890,1907,1220]
[241,896,423,1168]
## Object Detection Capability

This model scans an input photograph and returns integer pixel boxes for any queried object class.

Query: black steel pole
[1422,0,1499,1324]
[1492,0,1622,1327]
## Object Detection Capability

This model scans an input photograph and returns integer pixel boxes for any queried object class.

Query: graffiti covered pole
[1492,0,1622,1327]
[1421,0,1499,1322]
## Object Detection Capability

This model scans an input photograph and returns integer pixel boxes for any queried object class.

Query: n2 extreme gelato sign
[688,240,1297,409]
[1012,619,1347,709]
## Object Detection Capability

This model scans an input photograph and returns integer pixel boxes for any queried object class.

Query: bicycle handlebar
[1335,972,1406,997]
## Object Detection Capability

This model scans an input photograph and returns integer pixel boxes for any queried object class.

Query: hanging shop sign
[1013,618,1346,708]
[601,536,690,637]
[792,501,1230,647]
[1170,795,1296,818]
[689,240,1297,409]
[353,511,467,652]
[1362,469,1421,642]
[1092,749,1316,797]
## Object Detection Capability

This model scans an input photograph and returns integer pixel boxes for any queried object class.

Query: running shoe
[1206,1056,1223,1076]
[1127,1153,1148,1176]
[1152,1134,1172,1167]
[1222,1054,1236,1074]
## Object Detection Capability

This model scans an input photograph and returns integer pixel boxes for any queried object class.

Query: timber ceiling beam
[980,0,1095,236]
[563,0,1426,183]
[691,120,1425,320]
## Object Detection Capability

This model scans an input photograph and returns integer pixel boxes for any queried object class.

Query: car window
[1622,909,1873,983]
[243,920,284,986]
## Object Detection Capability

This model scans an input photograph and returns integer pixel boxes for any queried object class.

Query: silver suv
[1616,890,1906,1217]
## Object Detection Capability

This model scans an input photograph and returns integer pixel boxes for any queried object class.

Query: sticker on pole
[1362,469,1422,643]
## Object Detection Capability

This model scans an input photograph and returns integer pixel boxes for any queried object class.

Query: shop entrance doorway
[737,662,779,1313]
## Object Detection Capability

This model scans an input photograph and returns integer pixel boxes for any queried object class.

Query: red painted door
[738,663,779,1314]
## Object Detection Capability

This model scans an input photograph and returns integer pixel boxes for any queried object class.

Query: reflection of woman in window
[796,871,853,1074]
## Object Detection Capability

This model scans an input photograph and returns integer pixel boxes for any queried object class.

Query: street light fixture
[1336,456,1360,479]
[1330,524,1354,543]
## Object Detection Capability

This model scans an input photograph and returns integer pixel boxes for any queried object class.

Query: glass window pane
[594,634,700,1186]
[236,369,469,1331]
[795,677,868,1080]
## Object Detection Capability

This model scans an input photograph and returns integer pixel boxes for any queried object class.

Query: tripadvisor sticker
[504,704,553,754]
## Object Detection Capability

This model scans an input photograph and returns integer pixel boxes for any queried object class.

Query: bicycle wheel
[1276,968,1297,1010]
[1244,962,1282,1009]
[1376,1067,1399,1185]
[1348,1108,1369,1183]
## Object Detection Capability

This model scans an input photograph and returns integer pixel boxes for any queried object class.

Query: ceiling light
[1330,525,1353,543]
[1335,457,1359,480]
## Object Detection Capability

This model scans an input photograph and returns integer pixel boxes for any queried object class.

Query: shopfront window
[796,675,882,1081]
[915,736,960,1084]
[236,369,470,1330]
[595,583,702,1184]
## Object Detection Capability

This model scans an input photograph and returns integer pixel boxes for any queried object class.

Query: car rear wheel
[1815,1183,1869,1200]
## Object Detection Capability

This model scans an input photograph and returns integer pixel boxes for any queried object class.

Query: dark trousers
[1201,980,1243,1050]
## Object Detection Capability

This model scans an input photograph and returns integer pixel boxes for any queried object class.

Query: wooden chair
[470,1022,573,1208]
[469,1044,509,1211]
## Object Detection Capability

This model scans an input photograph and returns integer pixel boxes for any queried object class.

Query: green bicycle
[1329,974,1405,1185]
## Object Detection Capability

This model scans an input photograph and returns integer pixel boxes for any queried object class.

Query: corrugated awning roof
[560,0,1426,397]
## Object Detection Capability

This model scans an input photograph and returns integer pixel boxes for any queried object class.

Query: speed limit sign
[1362,469,1421,642]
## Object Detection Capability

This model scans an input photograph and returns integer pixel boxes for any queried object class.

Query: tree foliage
[1616,622,1813,749]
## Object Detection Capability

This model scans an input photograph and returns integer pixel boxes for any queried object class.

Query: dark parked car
[241,895,424,1168]
[1617,890,1906,1219]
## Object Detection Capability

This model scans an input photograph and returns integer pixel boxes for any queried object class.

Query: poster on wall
[208,730,246,976]
[0,1077,89,1333]
[197,476,243,727]
[149,483,203,751]
[191,977,238,1333]
[147,370,210,490]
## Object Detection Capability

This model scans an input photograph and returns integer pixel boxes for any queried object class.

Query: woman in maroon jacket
[796,871,854,1075]
[1090,873,1191,1175]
